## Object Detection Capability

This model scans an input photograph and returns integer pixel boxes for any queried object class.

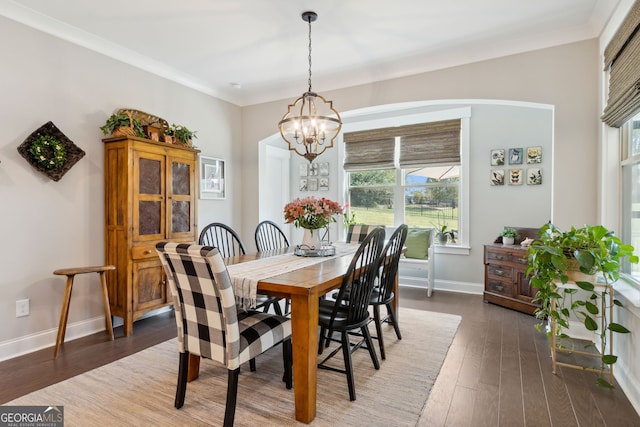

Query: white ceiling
[0,0,620,106]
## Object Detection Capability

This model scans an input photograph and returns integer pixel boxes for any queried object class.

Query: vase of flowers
[284,196,343,249]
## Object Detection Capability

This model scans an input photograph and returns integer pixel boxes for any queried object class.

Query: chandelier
[279,11,342,163]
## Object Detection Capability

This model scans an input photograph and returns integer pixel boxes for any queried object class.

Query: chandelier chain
[307,16,312,92]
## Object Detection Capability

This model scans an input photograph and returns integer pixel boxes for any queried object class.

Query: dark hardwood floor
[1,289,639,426]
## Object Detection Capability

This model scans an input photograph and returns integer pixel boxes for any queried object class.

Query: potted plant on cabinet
[100,112,145,138]
[526,223,638,386]
[501,227,519,245]
[165,124,197,147]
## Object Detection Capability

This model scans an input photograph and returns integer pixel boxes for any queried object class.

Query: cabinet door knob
[144,250,152,255]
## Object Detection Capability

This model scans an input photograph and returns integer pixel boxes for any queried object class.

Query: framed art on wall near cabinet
[490,149,505,166]
[200,156,225,199]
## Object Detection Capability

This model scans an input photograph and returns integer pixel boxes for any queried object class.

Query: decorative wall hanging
[508,148,523,164]
[490,169,505,185]
[527,168,542,185]
[17,121,85,182]
[526,146,542,164]
[490,149,505,165]
[509,169,523,185]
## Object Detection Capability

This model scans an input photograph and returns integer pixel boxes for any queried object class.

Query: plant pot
[438,235,448,245]
[566,258,596,283]
[503,237,515,245]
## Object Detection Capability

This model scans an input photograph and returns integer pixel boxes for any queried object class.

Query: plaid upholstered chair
[317,228,385,401]
[156,242,292,427]
[345,224,384,243]
[368,224,408,360]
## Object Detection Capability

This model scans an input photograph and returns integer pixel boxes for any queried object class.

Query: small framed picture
[508,169,523,185]
[527,146,542,164]
[527,168,542,185]
[319,162,329,176]
[508,148,523,165]
[490,169,505,186]
[200,156,225,199]
[490,149,505,166]
[319,177,329,190]
[308,178,318,191]
[309,163,319,176]
[299,163,308,177]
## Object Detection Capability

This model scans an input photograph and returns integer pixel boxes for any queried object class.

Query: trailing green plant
[166,124,197,144]
[501,227,519,238]
[526,223,638,386]
[100,113,145,138]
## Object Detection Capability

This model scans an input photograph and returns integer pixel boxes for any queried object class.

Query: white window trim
[339,106,471,255]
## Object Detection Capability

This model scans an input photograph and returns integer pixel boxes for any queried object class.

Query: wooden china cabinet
[103,136,199,335]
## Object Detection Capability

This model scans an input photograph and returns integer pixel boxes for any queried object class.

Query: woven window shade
[602,1,640,127]
[399,120,461,167]
[343,129,395,171]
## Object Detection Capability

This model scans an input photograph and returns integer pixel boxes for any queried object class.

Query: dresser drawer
[486,279,514,297]
[487,264,513,281]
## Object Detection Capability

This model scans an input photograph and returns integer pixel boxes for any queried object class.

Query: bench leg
[54,275,75,359]
[99,272,114,341]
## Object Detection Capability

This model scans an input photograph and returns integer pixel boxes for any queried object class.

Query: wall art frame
[199,156,225,199]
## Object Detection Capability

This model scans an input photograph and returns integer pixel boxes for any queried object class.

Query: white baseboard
[399,276,483,295]
[0,316,107,362]
[0,307,173,362]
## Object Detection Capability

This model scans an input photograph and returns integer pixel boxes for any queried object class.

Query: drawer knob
[495,269,505,276]
[144,250,152,255]
[495,255,504,260]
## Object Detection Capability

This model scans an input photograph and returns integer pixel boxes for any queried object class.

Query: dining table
[185,243,401,424]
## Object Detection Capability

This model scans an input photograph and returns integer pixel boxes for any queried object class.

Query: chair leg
[318,326,326,355]
[373,305,386,360]
[249,358,256,372]
[284,298,290,315]
[272,300,283,316]
[175,352,190,409]
[341,332,357,401]
[224,368,240,427]
[386,302,402,340]
[362,326,380,370]
[282,338,293,389]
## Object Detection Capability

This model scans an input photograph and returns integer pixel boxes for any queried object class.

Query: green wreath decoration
[28,135,67,169]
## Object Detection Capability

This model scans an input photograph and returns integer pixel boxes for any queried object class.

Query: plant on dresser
[103,135,200,335]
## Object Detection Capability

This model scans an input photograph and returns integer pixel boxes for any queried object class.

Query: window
[343,112,468,249]
[621,112,640,278]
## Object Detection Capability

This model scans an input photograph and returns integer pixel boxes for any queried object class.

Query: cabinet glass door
[168,158,195,238]
[134,152,166,240]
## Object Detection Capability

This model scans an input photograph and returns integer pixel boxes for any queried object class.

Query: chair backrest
[254,220,290,252]
[346,224,384,243]
[373,224,409,304]
[155,242,241,368]
[199,222,246,258]
[330,228,385,327]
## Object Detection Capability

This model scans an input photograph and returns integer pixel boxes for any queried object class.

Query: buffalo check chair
[156,242,292,427]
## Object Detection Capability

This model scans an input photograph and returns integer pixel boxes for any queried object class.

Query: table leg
[53,275,75,359]
[290,292,318,424]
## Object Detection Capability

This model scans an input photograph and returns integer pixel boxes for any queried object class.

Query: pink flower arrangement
[283,196,343,230]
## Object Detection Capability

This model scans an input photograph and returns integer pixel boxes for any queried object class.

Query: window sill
[614,274,640,308]
[434,244,470,255]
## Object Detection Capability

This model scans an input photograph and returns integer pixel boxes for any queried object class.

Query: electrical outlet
[16,299,29,317]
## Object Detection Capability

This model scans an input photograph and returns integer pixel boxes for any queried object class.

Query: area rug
[7,308,460,426]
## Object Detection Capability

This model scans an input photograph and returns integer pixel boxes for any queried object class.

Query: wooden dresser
[103,136,199,335]
[483,227,541,315]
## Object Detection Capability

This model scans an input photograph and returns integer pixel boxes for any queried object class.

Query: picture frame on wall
[319,162,329,176]
[319,177,329,190]
[299,178,308,191]
[299,163,308,177]
[527,168,542,185]
[308,178,318,191]
[508,148,523,164]
[490,149,505,166]
[199,156,225,199]
[527,146,542,164]
[508,169,523,185]
[490,169,505,186]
